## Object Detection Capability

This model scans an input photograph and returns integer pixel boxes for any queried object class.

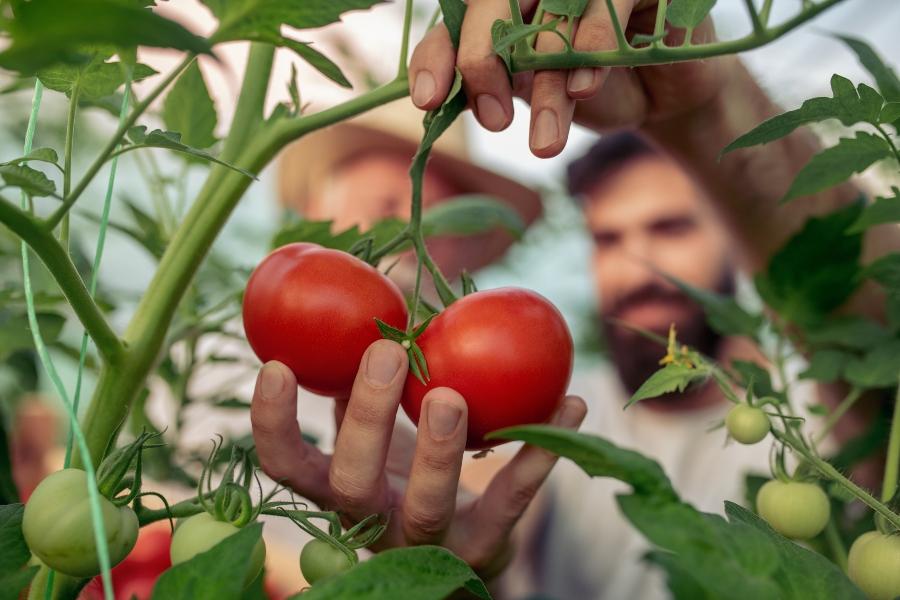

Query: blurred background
[1,0,899,597]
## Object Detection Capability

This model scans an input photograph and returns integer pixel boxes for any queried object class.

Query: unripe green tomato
[848,531,900,600]
[725,404,770,445]
[170,512,266,588]
[22,469,139,578]
[300,539,356,584]
[756,480,830,540]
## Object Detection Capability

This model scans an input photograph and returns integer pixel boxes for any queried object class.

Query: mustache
[604,284,692,320]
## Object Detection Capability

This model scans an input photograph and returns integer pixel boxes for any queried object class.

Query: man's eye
[593,232,620,248]
[650,217,695,237]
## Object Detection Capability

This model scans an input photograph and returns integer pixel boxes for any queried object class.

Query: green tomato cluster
[848,531,900,600]
[300,539,356,584]
[22,469,139,578]
[725,404,770,445]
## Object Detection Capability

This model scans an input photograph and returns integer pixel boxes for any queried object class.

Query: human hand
[251,339,586,575]
[409,0,728,157]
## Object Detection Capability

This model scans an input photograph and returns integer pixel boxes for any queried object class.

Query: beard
[601,272,735,398]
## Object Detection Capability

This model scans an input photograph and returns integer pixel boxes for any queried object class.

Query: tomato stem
[882,381,900,503]
[815,387,863,445]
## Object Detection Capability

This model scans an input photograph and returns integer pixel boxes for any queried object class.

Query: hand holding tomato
[250,341,586,575]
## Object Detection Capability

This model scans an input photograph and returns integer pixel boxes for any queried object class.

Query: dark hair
[566,131,661,201]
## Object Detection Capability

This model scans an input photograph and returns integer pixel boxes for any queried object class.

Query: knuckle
[345,399,390,433]
[456,50,491,80]
[417,450,459,475]
[329,465,373,510]
[505,480,542,517]
[403,506,448,542]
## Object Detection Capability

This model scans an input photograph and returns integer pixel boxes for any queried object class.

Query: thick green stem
[46,54,194,230]
[219,45,273,165]
[883,383,900,503]
[510,0,846,71]
[77,77,410,467]
[0,197,123,364]
[398,0,414,78]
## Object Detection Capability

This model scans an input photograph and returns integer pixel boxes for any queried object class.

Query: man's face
[582,156,733,394]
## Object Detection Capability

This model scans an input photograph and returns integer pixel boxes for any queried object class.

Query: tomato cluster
[243,244,574,447]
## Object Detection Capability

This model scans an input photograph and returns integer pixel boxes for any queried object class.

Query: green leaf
[660,274,762,339]
[836,34,900,102]
[163,62,217,150]
[666,0,716,29]
[123,127,256,179]
[421,195,525,239]
[0,504,37,598]
[0,410,18,504]
[207,0,386,46]
[799,349,853,383]
[628,364,707,407]
[492,19,563,57]
[0,312,66,359]
[722,97,835,155]
[864,252,900,294]
[271,219,407,253]
[1,147,61,171]
[282,40,350,88]
[730,360,783,403]
[881,102,900,127]
[150,523,263,600]
[847,189,900,233]
[0,0,211,74]
[293,546,491,600]
[804,316,890,350]
[0,165,56,197]
[39,54,157,100]
[754,202,863,325]
[844,338,900,389]
[541,0,589,18]
[486,426,676,498]
[782,132,893,203]
[439,0,466,48]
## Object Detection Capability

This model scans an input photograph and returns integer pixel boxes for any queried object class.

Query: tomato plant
[401,288,573,449]
[22,469,139,578]
[755,480,831,540]
[299,539,356,584]
[170,512,266,588]
[725,404,770,445]
[848,531,900,600]
[243,243,408,396]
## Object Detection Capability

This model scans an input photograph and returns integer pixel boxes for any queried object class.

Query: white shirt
[523,362,819,600]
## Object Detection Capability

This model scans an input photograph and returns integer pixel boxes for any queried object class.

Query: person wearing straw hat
[277,98,542,292]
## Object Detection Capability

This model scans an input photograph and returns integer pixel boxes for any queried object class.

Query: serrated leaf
[421,195,525,239]
[492,19,562,56]
[881,102,900,127]
[541,0,589,18]
[163,62,217,150]
[0,0,211,74]
[247,34,350,88]
[799,349,853,383]
[660,274,762,339]
[782,133,892,203]
[836,34,900,102]
[722,97,835,154]
[863,252,900,293]
[207,0,386,47]
[804,316,890,350]
[0,164,56,197]
[39,56,157,100]
[439,0,466,48]
[150,523,263,599]
[754,202,863,325]
[486,426,676,498]
[666,0,716,29]
[628,364,708,408]
[271,218,407,253]
[844,338,900,389]
[730,360,784,403]
[292,546,490,600]
[122,127,255,179]
[1,147,60,170]
[847,189,900,233]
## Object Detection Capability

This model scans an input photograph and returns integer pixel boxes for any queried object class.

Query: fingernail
[475,94,507,131]
[260,363,286,400]
[552,401,584,427]
[427,401,462,440]
[366,345,401,386]
[568,68,596,94]
[412,71,436,106]
[531,109,559,151]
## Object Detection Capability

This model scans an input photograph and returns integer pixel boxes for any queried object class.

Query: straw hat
[277,98,542,272]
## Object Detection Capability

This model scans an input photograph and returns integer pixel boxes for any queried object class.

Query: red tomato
[243,243,408,397]
[401,288,573,449]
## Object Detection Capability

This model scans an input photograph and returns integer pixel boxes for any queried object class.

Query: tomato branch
[44,54,195,231]
[882,382,900,503]
[59,80,80,249]
[397,0,414,78]
[0,195,124,365]
[509,0,848,71]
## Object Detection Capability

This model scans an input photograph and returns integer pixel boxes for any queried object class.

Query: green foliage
[847,188,900,233]
[293,546,491,600]
[667,0,717,29]
[150,523,265,600]
[0,504,38,599]
[123,127,256,178]
[163,62,218,150]
[541,0,589,18]
[438,0,466,48]
[628,364,709,408]
[754,202,863,326]
[0,0,210,73]
[38,51,157,100]
[489,427,864,600]
[420,195,525,239]
[0,165,56,197]
[837,35,900,103]
[843,339,900,389]
[731,360,784,403]
[661,274,762,339]
[800,349,852,383]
